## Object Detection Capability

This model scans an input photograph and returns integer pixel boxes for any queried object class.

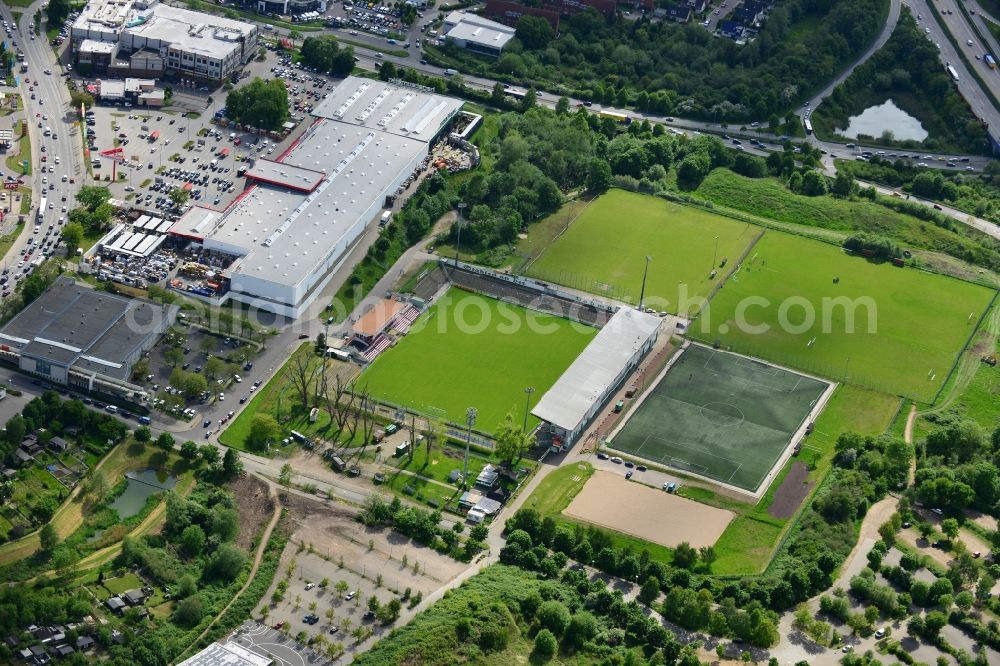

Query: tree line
[432,0,886,121]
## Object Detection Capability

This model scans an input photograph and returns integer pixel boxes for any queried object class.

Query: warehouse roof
[176,641,273,666]
[244,160,325,192]
[532,308,661,432]
[171,77,461,293]
[0,277,175,380]
[310,78,462,141]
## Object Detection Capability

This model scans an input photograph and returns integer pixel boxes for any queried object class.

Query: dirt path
[830,496,897,591]
[185,473,281,653]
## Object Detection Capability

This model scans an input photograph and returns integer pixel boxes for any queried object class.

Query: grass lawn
[361,288,597,433]
[694,169,1000,268]
[691,231,995,402]
[710,384,900,575]
[99,571,143,596]
[522,189,760,314]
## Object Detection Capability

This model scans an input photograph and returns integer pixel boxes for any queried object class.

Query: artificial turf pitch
[360,288,597,433]
[523,189,759,315]
[692,232,996,402]
[610,344,829,493]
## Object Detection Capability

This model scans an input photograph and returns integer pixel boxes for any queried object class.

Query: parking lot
[140,324,263,426]
[230,621,328,666]
[256,495,466,659]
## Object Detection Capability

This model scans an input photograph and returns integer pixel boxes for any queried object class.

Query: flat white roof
[125,5,255,58]
[79,38,116,53]
[310,79,462,141]
[99,79,126,96]
[532,308,661,432]
[443,10,515,50]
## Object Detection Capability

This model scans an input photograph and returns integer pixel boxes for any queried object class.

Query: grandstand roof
[353,298,405,338]
[532,308,661,432]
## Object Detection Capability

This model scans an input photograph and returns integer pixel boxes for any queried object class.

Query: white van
[380,210,392,226]
[43,126,51,136]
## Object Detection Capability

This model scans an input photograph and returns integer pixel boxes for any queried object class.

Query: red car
[272,621,285,630]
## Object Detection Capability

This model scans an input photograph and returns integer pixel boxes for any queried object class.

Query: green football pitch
[610,344,829,493]
[523,189,759,315]
[691,232,996,402]
[360,288,597,433]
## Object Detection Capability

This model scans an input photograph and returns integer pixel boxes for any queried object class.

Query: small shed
[75,636,94,650]
[105,597,126,615]
[474,464,500,490]
[47,437,69,453]
[123,589,146,606]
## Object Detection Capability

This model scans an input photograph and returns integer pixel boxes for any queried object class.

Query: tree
[204,356,226,380]
[20,272,54,305]
[46,0,70,26]
[134,426,152,443]
[493,412,533,466]
[205,543,248,581]
[516,15,554,50]
[60,222,84,254]
[176,573,197,599]
[225,78,289,131]
[39,523,59,552]
[537,600,571,636]
[180,440,199,461]
[673,542,698,569]
[164,347,184,368]
[533,628,557,661]
[555,96,570,115]
[155,432,175,452]
[941,518,959,541]
[168,188,190,207]
[279,463,293,491]
[564,611,597,650]
[639,575,661,605]
[173,595,203,627]
[181,524,206,556]
[246,413,282,451]
[200,444,220,465]
[222,447,243,478]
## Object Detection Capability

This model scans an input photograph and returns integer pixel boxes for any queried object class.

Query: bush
[533,628,557,661]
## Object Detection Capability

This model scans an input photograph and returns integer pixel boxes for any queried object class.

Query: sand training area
[563,471,734,549]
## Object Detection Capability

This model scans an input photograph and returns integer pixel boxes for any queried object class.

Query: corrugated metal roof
[531,308,660,432]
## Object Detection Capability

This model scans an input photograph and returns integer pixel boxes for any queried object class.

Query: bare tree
[284,350,321,409]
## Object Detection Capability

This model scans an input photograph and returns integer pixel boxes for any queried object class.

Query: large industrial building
[532,307,661,450]
[168,77,463,319]
[0,277,177,399]
[71,0,258,81]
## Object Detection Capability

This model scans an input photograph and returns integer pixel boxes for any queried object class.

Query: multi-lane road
[0,0,83,269]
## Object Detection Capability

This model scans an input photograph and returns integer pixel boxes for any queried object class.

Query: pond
[836,99,928,142]
[108,469,177,520]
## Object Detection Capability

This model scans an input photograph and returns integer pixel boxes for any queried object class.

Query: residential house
[685,0,707,13]
[75,636,95,651]
[662,4,692,22]
[54,645,74,658]
[719,19,745,39]
[13,448,32,466]
[28,645,50,665]
[30,626,65,644]
[4,635,19,649]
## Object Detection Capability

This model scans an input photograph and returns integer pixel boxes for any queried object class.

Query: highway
[937,0,1000,103]
[908,0,1000,144]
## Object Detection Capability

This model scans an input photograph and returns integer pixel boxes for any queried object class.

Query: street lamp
[454,202,466,267]
[638,255,651,311]
[522,386,535,431]
[712,235,720,270]
[463,406,477,483]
